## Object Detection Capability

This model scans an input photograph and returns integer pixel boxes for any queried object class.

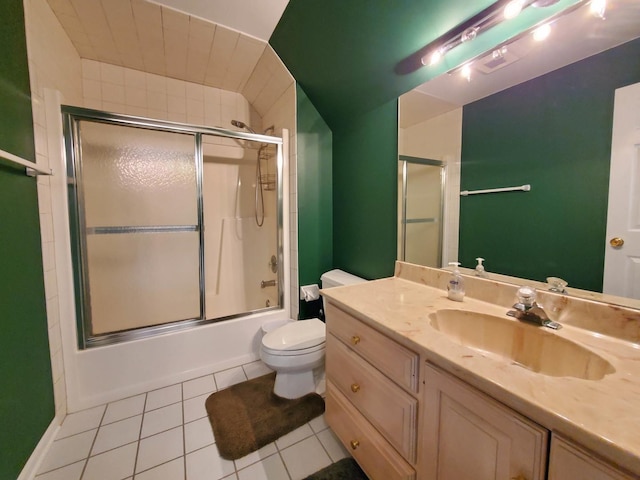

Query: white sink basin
[429,309,615,380]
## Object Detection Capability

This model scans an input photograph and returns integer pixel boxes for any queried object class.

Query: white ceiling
[402,0,640,127]
[148,0,290,41]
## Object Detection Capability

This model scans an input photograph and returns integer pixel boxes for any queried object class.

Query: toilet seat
[261,341,325,356]
[261,318,325,352]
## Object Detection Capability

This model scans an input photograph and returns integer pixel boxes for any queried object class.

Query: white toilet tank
[320,269,367,288]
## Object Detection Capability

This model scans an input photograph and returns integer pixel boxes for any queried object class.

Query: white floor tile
[145,384,182,411]
[92,415,142,455]
[236,453,290,480]
[135,457,185,480]
[222,475,238,480]
[183,375,216,400]
[316,429,349,462]
[38,430,96,474]
[183,392,212,423]
[308,414,328,433]
[242,361,273,380]
[233,443,277,470]
[141,403,183,438]
[57,405,105,439]
[102,394,145,424]
[275,424,314,450]
[34,460,84,480]
[280,436,332,480]
[184,417,215,453]
[136,426,184,473]
[214,367,247,390]
[185,444,235,480]
[82,443,137,480]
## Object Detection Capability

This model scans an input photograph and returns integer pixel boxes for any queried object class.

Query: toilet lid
[262,318,325,351]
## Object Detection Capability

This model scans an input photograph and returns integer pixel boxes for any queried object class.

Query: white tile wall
[23,0,84,420]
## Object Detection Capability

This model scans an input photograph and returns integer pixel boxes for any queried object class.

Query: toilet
[260,269,366,399]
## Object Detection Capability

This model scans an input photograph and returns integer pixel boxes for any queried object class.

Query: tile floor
[36,361,349,480]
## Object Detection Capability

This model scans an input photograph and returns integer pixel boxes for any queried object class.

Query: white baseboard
[18,415,62,480]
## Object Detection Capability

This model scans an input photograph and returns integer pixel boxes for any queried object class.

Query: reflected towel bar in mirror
[460,184,531,196]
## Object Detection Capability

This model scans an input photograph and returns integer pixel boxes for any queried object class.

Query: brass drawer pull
[351,383,361,393]
[351,335,360,345]
[350,439,360,450]
[511,475,527,480]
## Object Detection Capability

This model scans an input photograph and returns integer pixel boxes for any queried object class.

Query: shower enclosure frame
[399,154,446,267]
[62,106,285,349]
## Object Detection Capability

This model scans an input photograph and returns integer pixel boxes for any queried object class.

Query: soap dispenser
[447,262,465,302]
[475,257,488,278]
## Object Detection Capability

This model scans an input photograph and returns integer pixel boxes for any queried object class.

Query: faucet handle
[517,286,537,308]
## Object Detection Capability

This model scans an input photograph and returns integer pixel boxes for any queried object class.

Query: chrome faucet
[507,286,562,330]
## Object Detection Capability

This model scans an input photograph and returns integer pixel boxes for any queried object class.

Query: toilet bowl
[260,318,326,399]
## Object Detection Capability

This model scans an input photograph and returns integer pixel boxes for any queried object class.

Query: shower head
[230,119,256,134]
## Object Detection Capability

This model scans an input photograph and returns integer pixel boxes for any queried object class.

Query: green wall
[0,1,55,478]
[297,86,334,318]
[332,100,399,280]
[459,37,640,291]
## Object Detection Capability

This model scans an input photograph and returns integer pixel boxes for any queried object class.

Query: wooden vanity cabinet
[324,302,419,480]
[421,363,548,480]
[548,436,637,480]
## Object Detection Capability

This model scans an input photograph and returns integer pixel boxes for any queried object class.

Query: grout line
[78,408,106,480]
[131,393,147,479]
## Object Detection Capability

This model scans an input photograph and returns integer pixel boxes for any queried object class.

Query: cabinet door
[549,436,636,480]
[422,364,548,480]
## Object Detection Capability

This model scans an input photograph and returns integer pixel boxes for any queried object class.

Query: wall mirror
[398,0,640,307]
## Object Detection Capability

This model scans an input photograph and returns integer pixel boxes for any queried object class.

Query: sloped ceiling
[45,0,268,94]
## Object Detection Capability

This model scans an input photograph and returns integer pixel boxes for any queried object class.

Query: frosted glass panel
[403,162,444,268]
[80,121,197,227]
[86,232,201,334]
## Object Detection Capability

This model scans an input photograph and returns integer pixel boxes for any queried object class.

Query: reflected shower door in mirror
[399,157,445,268]
[64,107,283,348]
[397,0,640,304]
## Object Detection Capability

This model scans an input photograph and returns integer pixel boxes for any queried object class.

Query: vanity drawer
[325,302,419,393]
[326,381,416,480]
[327,333,417,463]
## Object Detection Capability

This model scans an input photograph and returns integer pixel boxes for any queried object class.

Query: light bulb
[504,0,525,19]
[590,0,606,19]
[429,49,443,66]
[461,27,479,43]
[461,64,472,82]
[532,23,551,42]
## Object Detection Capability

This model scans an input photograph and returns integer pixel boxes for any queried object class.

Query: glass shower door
[400,156,445,267]
[69,119,203,344]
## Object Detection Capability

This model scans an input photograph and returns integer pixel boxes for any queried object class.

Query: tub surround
[321,261,640,475]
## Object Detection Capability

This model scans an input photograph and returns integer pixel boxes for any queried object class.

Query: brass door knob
[351,383,361,393]
[350,440,360,450]
[351,335,361,345]
[610,237,624,247]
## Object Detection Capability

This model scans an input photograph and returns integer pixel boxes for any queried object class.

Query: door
[603,82,640,298]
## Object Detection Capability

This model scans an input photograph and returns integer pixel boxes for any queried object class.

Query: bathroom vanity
[321,262,640,480]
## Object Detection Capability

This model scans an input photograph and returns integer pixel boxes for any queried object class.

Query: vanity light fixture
[420,0,549,67]
[437,0,608,81]
[419,0,607,70]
